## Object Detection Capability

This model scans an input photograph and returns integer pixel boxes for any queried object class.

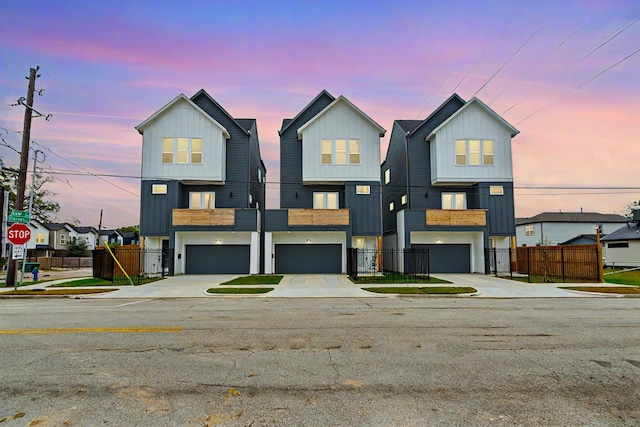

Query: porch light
[436,237,442,243]
[215,239,222,244]
[306,239,311,244]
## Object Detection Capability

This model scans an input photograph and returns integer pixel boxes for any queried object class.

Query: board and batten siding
[141,98,227,182]
[430,103,513,184]
[301,100,381,183]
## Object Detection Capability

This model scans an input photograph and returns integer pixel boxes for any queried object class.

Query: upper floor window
[384,169,390,184]
[152,184,167,195]
[162,137,203,164]
[401,195,407,205]
[442,193,466,210]
[489,185,504,196]
[455,139,493,166]
[356,185,370,195]
[36,233,45,244]
[60,234,66,245]
[321,138,360,165]
[190,192,215,209]
[525,225,534,236]
[313,192,339,209]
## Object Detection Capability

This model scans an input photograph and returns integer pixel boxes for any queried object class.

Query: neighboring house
[99,229,123,246]
[120,231,139,245]
[44,223,75,253]
[516,212,627,246]
[70,226,100,250]
[382,94,519,273]
[601,209,640,267]
[26,219,54,258]
[136,90,266,275]
[559,234,601,245]
[265,90,385,274]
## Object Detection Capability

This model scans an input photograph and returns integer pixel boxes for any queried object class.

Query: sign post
[7,223,31,290]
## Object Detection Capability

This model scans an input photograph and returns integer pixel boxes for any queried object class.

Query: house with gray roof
[600,209,640,267]
[516,212,628,246]
[381,94,518,273]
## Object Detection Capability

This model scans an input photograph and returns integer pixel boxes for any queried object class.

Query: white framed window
[335,139,347,164]
[162,137,203,164]
[313,192,339,209]
[320,138,360,165]
[389,202,394,211]
[442,193,466,210]
[455,139,494,166]
[489,185,504,196]
[525,225,534,236]
[162,138,173,163]
[384,169,390,184]
[356,185,370,195]
[321,139,332,164]
[152,184,167,195]
[401,195,407,205]
[36,233,45,244]
[190,192,215,209]
[60,234,66,245]
[349,140,360,164]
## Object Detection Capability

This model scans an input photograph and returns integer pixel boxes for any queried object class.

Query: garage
[411,244,471,273]
[185,245,250,274]
[275,244,342,274]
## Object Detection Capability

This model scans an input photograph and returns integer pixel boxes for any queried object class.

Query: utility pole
[6,67,40,288]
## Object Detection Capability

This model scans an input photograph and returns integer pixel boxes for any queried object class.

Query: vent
[633,208,640,222]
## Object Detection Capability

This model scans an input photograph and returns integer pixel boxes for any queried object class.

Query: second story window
[60,234,66,245]
[321,139,360,165]
[455,139,494,166]
[313,192,339,209]
[36,233,45,244]
[190,192,215,209]
[162,137,203,164]
[384,169,390,184]
[525,225,535,236]
[442,193,466,210]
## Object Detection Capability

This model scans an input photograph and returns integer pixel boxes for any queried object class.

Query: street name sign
[8,210,30,224]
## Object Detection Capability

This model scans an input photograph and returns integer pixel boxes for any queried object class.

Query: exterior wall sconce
[229,192,233,198]
[295,192,298,198]
[425,192,429,198]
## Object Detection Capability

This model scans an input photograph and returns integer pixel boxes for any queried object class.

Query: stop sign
[7,223,31,245]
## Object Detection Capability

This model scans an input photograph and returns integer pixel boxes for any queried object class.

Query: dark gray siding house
[136,90,266,275]
[265,90,385,274]
[382,94,519,273]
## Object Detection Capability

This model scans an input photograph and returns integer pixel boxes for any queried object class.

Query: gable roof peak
[190,89,249,136]
[296,94,386,138]
[406,93,466,136]
[135,93,230,138]
[279,90,336,135]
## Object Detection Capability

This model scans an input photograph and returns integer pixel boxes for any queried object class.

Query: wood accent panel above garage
[426,209,487,226]
[288,209,350,226]
[172,209,235,226]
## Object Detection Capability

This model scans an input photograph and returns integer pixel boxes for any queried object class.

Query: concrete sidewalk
[1,272,628,298]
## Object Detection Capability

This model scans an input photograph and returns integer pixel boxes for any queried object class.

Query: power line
[516,46,640,124]
[577,17,639,62]
[415,72,451,119]
[473,26,543,98]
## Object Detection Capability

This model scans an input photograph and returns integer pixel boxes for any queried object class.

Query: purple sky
[0,0,639,228]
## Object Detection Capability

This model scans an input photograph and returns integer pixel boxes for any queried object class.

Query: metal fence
[347,248,429,282]
[93,246,173,285]
[487,245,601,282]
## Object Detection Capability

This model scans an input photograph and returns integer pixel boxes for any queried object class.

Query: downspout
[404,131,411,209]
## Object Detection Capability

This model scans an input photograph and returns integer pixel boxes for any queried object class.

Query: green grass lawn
[560,286,640,295]
[206,287,274,294]
[351,274,451,284]
[47,278,117,287]
[604,269,640,286]
[362,286,477,294]
[1,288,118,296]
[220,275,283,285]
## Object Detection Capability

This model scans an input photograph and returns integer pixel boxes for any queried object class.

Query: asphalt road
[1,297,639,426]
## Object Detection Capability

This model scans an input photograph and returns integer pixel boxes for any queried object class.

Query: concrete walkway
[1,272,629,298]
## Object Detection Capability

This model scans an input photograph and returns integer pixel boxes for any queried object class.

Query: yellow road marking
[0,326,184,335]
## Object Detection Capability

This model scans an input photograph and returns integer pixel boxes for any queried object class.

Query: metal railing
[347,248,429,282]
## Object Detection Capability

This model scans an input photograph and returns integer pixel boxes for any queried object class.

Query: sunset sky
[0,0,638,229]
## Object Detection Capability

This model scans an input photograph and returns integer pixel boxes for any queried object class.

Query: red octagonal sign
[7,223,31,245]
